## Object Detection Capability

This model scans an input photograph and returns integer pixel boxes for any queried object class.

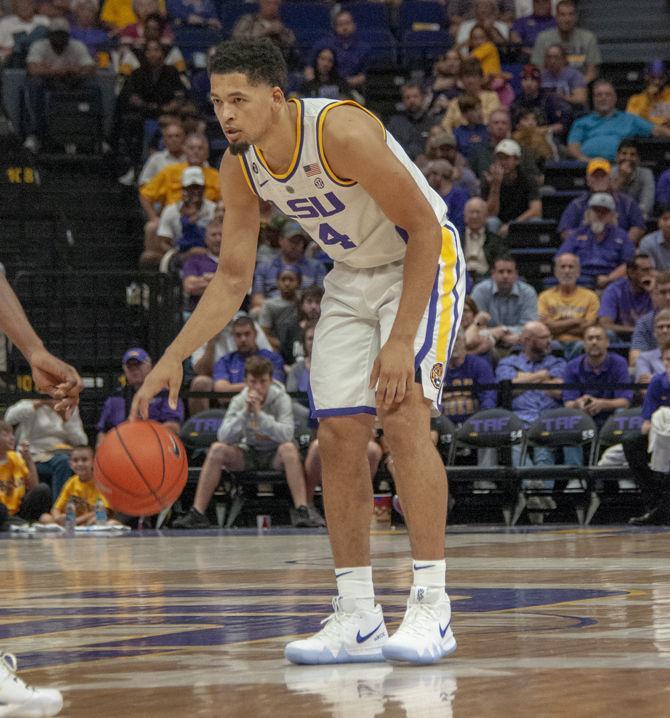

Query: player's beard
[229,142,251,155]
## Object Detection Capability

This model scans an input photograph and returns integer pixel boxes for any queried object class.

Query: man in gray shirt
[531,0,601,83]
[611,139,656,220]
[470,255,539,347]
[23,17,96,152]
[640,207,670,271]
[173,355,318,529]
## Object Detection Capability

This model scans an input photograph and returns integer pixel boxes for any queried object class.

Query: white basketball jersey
[239,98,450,269]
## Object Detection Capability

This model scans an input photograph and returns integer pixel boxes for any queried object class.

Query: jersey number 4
[319,223,356,249]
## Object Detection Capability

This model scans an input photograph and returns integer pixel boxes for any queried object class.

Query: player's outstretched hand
[130,354,183,420]
[369,338,414,410]
[29,348,83,418]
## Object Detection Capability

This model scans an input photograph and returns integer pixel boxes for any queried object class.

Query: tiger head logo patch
[430,362,444,389]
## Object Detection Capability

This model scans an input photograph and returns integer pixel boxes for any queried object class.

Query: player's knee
[382,413,420,452]
[367,441,383,463]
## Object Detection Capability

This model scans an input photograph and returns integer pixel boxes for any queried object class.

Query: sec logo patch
[430,362,444,389]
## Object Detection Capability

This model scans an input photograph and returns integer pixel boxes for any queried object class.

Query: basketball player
[131,39,465,665]
[0,272,80,716]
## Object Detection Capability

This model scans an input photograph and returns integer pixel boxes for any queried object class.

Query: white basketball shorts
[309,224,465,418]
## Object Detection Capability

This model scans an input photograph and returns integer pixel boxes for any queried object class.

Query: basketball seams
[146,421,167,492]
[112,424,164,507]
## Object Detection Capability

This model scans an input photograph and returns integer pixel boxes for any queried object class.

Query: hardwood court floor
[3,525,670,718]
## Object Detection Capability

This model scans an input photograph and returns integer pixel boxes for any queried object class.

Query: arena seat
[585,407,644,524]
[345,2,391,31]
[400,29,451,70]
[447,408,525,525]
[505,220,559,249]
[541,190,583,222]
[398,1,446,33]
[219,1,257,30]
[543,161,588,191]
[516,408,596,524]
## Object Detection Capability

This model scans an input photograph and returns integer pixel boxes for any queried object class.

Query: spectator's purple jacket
[212,349,286,384]
[96,388,184,432]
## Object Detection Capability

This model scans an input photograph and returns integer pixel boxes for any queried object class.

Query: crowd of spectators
[5,0,670,528]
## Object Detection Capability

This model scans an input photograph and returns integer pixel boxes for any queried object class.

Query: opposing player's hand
[129,354,183,420]
[28,348,82,417]
[369,338,414,410]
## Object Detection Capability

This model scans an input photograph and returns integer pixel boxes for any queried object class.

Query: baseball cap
[647,59,666,78]
[588,193,616,211]
[494,139,521,157]
[280,220,308,240]
[181,166,205,187]
[522,64,541,81]
[122,348,150,366]
[586,158,611,175]
[49,17,70,33]
[431,132,457,148]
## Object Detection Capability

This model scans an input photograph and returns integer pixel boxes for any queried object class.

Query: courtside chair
[585,407,644,524]
[517,407,596,525]
[449,408,525,525]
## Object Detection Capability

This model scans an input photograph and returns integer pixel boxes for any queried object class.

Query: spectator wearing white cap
[480,138,541,237]
[141,165,217,267]
[557,192,636,288]
[23,16,96,152]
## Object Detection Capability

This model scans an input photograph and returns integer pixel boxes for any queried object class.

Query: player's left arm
[322,106,444,408]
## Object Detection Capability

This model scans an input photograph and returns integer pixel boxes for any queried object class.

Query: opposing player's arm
[323,106,443,406]
[130,151,260,416]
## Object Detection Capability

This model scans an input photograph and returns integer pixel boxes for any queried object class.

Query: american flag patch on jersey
[303,163,321,176]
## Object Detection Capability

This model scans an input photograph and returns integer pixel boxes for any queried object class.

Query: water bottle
[65,500,76,535]
[95,498,106,526]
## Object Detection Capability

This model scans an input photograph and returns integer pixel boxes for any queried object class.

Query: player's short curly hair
[208,39,288,89]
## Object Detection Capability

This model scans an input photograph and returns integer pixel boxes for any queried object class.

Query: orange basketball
[94,420,188,516]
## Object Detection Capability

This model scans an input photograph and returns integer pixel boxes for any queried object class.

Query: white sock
[335,566,375,610]
[412,559,446,591]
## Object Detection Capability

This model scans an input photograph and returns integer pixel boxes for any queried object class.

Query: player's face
[69,449,93,481]
[210,73,283,155]
[233,326,258,353]
[0,428,15,452]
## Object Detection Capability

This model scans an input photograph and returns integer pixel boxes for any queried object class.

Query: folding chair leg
[575,504,585,525]
[584,491,600,525]
[156,507,170,529]
[214,500,227,528]
[510,491,526,526]
[225,496,245,528]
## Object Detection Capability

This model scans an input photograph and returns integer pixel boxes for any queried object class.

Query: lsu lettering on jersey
[239,98,449,268]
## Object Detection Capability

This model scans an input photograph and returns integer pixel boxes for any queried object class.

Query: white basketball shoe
[285,597,388,665]
[382,587,457,665]
[0,653,63,717]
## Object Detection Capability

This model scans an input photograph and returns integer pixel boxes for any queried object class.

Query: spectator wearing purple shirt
[623,341,670,525]
[598,254,654,338]
[539,44,587,107]
[657,169,670,207]
[96,348,184,444]
[212,316,285,396]
[557,158,646,244]
[251,221,326,313]
[166,0,221,28]
[443,329,496,425]
[563,324,633,428]
[557,193,636,289]
[496,321,567,477]
[630,273,670,368]
[511,0,557,55]
[306,10,369,92]
[181,220,220,312]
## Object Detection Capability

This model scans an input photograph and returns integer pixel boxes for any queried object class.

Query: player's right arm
[131,151,260,418]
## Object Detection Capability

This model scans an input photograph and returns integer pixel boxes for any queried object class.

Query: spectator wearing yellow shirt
[626,60,670,128]
[139,133,220,240]
[538,252,600,358]
[0,422,50,530]
[467,25,502,77]
[40,446,114,526]
[100,0,166,32]
[441,58,501,132]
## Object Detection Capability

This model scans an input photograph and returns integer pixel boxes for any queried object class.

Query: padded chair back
[433,414,457,463]
[525,408,596,447]
[456,409,524,449]
[595,407,644,452]
[180,409,225,453]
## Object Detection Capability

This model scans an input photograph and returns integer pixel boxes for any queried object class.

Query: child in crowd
[453,94,489,159]
[40,446,115,526]
[0,421,50,529]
